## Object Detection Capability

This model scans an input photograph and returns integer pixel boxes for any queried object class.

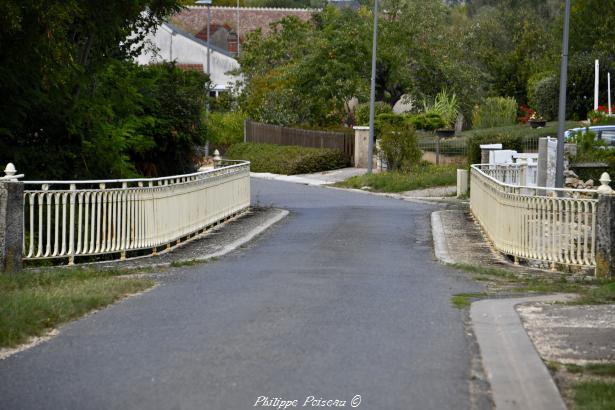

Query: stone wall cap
[480,144,503,149]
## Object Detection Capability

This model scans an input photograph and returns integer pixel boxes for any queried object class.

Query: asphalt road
[0,179,479,410]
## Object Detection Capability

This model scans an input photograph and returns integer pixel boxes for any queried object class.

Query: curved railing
[23,161,250,263]
[470,164,598,267]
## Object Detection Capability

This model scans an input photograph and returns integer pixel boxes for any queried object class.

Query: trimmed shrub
[472,97,518,129]
[405,113,445,131]
[225,143,348,175]
[374,113,406,137]
[530,76,559,121]
[354,102,393,125]
[379,125,422,171]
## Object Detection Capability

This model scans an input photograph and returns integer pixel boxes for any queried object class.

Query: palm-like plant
[422,90,459,129]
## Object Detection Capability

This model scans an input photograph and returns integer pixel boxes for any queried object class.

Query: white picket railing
[470,164,598,267]
[22,161,250,263]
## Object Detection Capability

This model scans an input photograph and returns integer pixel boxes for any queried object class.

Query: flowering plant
[517,105,536,124]
[529,111,544,121]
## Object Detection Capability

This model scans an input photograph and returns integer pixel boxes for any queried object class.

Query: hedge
[225,143,348,175]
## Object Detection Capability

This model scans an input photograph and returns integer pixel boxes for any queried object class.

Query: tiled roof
[171,6,316,40]
[176,64,204,72]
[164,22,236,57]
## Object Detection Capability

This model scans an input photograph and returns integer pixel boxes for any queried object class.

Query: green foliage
[379,125,422,171]
[529,75,559,121]
[374,113,405,137]
[225,143,348,174]
[407,113,445,131]
[207,111,247,151]
[334,163,458,192]
[0,0,191,179]
[573,381,615,410]
[566,53,614,120]
[568,128,603,155]
[239,9,371,126]
[472,97,518,129]
[355,102,393,126]
[422,91,460,128]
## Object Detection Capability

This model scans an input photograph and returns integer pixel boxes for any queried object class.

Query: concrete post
[596,173,615,277]
[353,126,370,168]
[480,144,502,164]
[456,169,468,198]
[213,150,222,168]
[537,137,557,189]
[0,163,24,273]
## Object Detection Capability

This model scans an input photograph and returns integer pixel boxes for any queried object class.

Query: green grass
[334,164,458,193]
[566,363,615,377]
[0,268,154,348]
[225,143,348,175]
[574,381,615,410]
[450,263,615,304]
[451,292,487,309]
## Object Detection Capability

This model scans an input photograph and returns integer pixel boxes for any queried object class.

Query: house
[136,6,317,94]
[136,22,240,96]
[171,6,316,49]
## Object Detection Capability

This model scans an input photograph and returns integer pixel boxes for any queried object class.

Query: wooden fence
[244,120,354,160]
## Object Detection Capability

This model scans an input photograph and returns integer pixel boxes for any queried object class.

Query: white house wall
[136,24,240,91]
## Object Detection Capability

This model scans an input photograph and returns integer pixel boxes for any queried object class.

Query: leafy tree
[0,0,184,179]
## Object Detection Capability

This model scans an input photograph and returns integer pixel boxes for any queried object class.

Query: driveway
[0,179,478,410]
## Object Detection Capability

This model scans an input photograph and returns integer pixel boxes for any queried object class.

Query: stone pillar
[353,126,370,168]
[456,169,469,198]
[0,181,23,273]
[596,173,615,278]
[537,137,557,189]
[480,144,503,164]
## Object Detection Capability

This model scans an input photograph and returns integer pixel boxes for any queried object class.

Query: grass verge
[334,164,457,193]
[574,381,615,410]
[0,267,154,348]
[451,292,487,309]
[449,263,615,303]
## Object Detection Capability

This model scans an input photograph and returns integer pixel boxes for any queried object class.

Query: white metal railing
[481,163,538,187]
[470,164,598,267]
[22,161,250,262]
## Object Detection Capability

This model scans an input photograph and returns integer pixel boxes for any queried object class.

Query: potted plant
[528,112,546,128]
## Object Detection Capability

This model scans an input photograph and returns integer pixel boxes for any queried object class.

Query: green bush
[374,113,406,136]
[354,102,393,125]
[207,111,246,151]
[472,97,518,129]
[379,125,422,171]
[225,143,348,174]
[406,113,445,131]
[530,76,559,121]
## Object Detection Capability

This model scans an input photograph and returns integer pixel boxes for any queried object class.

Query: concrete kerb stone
[471,295,575,410]
[87,208,289,271]
[431,211,455,264]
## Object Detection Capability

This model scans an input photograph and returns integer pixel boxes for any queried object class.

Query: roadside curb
[86,208,289,271]
[431,211,456,264]
[251,172,327,186]
[471,295,575,410]
[189,208,289,263]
